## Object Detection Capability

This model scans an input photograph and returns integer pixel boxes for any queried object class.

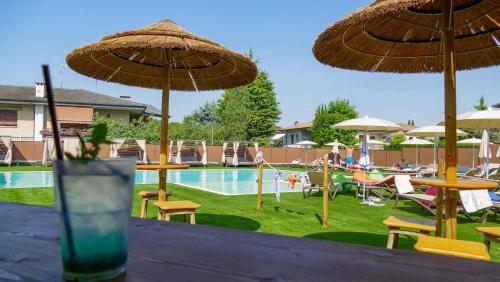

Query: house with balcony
[273,120,416,147]
[0,84,160,141]
[274,121,313,147]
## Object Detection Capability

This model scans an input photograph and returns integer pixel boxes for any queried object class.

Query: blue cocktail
[53,160,135,281]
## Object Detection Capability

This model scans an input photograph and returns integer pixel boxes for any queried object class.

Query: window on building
[0,110,17,127]
[291,134,294,144]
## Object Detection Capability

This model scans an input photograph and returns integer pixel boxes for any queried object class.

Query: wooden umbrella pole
[442,0,458,239]
[436,159,445,237]
[257,162,263,209]
[322,154,329,228]
[159,49,172,203]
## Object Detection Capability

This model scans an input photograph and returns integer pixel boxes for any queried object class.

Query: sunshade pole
[322,154,329,228]
[442,0,458,239]
[433,137,438,178]
[159,49,172,203]
[472,143,475,168]
[436,159,445,237]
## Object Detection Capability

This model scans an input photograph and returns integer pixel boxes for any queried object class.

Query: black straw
[42,65,63,160]
[42,65,77,271]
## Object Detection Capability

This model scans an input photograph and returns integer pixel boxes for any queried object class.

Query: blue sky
[1,0,498,127]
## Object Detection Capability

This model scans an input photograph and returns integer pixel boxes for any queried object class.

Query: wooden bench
[154,200,201,224]
[382,216,436,249]
[476,227,500,252]
[414,235,490,261]
[138,190,172,219]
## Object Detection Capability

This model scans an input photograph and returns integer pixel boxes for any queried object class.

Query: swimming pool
[0,169,303,195]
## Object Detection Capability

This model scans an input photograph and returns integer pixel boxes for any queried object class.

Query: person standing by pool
[345,146,353,166]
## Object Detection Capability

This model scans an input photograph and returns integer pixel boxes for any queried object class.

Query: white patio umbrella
[479,130,492,178]
[441,108,500,177]
[333,116,400,204]
[401,138,433,166]
[326,139,345,154]
[441,109,500,129]
[296,140,317,165]
[355,140,386,163]
[457,138,483,168]
[356,139,387,146]
[359,137,370,168]
[406,125,467,177]
[334,116,399,167]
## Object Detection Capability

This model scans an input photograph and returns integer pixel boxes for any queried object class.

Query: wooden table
[154,200,201,224]
[137,164,189,216]
[410,178,497,239]
[1,202,499,281]
[136,164,190,170]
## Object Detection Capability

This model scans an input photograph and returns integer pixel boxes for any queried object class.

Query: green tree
[385,131,406,150]
[311,99,358,146]
[474,96,488,111]
[183,102,220,125]
[411,120,415,126]
[92,113,162,144]
[217,87,250,141]
[245,71,281,140]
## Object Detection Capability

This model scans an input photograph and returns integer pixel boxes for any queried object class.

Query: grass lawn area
[0,182,498,262]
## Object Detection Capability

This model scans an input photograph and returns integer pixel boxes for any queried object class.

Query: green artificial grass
[0,165,52,171]
[0,183,498,262]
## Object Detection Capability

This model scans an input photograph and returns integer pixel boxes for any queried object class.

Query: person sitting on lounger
[395,159,409,170]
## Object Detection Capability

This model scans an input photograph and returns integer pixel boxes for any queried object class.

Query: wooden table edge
[137,164,190,170]
[410,178,497,190]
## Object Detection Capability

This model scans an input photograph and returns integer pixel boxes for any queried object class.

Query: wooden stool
[476,227,500,252]
[415,235,490,261]
[382,216,436,249]
[138,190,172,219]
[154,200,201,224]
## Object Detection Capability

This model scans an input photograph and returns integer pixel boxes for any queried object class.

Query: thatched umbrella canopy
[313,0,499,239]
[313,0,499,73]
[67,19,257,201]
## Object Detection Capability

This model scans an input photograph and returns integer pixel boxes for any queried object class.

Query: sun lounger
[393,175,476,219]
[343,171,396,200]
[290,158,304,168]
[461,167,498,180]
[304,171,332,199]
[393,175,439,215]
[477,192,500,223]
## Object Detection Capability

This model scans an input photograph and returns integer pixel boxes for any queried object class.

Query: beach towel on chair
[394,175,413,194]
[288,174,297,188]
[300,173,311,189]
[274,170,282,203]
[459,190,492,213]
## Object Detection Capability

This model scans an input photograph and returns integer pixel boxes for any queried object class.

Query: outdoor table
[154,200,201,224]
[1,202,499,281]
[136,164,190,170]
[410,178,497,239]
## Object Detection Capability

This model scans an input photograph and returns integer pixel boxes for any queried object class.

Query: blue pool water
[0,169,303,195]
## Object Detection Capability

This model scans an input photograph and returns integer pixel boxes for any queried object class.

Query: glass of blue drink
[53,159,135,281]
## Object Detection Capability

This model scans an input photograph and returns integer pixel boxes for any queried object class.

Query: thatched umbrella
[314,0,499,238]
[67,19,257,201]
